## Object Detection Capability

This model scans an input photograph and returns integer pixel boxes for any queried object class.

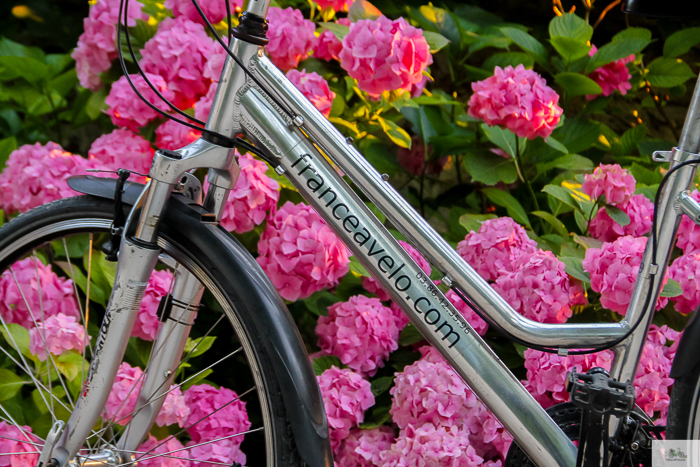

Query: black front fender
[67,176,332,467]
[670,308,700,379]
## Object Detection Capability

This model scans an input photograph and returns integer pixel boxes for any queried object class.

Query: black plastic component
[201,130,236,148]
[102,169,131,261]
[66,175,333,467]
[157,294,173,323]
[231,11,269,46]
[623,0,700,18]
[159,148,184,160]
[669,304,700,378]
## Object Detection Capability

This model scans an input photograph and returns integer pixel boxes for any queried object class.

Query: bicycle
[1,0,700,465]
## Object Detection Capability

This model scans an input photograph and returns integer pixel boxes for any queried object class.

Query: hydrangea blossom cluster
[156,385,190,427]
[339,16,432,97]
[195,82,217,122]
[188,439,246,467]
[668,252,700,313]
[257,202,350,301]
[266,7,317,71]
[131,269,173,341]
[137,436,189,467]
[587,45,634,99]
[72,0,147,90]
[676,190,700,254]
[457,217,538,282]
[105,74,175,130]
[0,257,79,329]
[165,0,243,24]
[184,384,251,445]
[211,153,280,234]
[203,36,228,83]
[493,250,574,324]
[583,236,668,315]
[314,19,351,61]
[155,119,201,150]
[317,366,375,452]
[140,17,215,108]
[286,70,336,118]
[445,289,489,336]
[316,295,401,376]
[588,194,654,242]
[89,129,155,178]
[0,421,40,467]
[335,426,394,467]
[581,164,636,206]
[363,240,431,301]
[396,137,447,176]
[635,325,678,422]
[467,64,563,140]
[29,313,87,361]
[104,362,144,425]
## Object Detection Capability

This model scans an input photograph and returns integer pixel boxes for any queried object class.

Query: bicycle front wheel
[0,195,300,467]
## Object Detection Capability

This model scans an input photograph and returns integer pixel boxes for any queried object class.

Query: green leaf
[482,52,534,71]
[45,54,73,77]
[363,142,401,174]
[463,151,518,186]
[646,57,695,88]
[544,154,593,172]
[48,69,78,98]
[348,256,372,277]
[376,116,411,149]
[181,369,213,391]
[312,355,343,376]
[55,351,83,381]
[500,27,549,66]
[543,184,579,210]
[605,205,631,227]
[613,124,647,155]
[482,187,530,226]
[481,124,516,157]
[459,213,497,233]
[422,31,450,53]
[545,136,569,154]
[370,376,394,397]
[555,72,602,97]
[585,38,648,74]
[550,37,591,62]
[0,323,32,358]
[559,256,591,283]
[635,184,658,201]
[0,56,49,84]
[348,0,381,21]
[97,253,117,286]
[555,118,602,154]
[359,404,392,429]
[573,233,603,250]
[319,22,350,41]
[54,260,107,306]
[184,336,217,358]
[367,202,386,223]
[469,35,511,55]
[399,323,425,346]
[549,13,593,41]
[0,136,17,169]
[660,278,683,298]
[664,27,700,58]
[0,370,25,401]
[86,88,108,120]
[531,211,569,237]
[614,27,652,42]
[0,37,45,60]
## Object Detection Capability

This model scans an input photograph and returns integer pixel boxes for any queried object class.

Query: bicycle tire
[667,361,700,442]
[0,195,300,467]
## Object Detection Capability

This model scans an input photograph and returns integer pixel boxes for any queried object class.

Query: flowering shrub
[29,313,87,361]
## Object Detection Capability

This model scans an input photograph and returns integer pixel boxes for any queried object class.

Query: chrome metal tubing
[250,54,627,349]
[678,75,700,153]
[117,264,204,453]
[239,84,578,467]
[243,0,271,18]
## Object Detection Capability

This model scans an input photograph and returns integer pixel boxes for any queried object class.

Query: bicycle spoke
[0,434,43,446]
[0,404,38,444]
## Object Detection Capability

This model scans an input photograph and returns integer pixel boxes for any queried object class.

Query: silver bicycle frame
[45,0,700,464]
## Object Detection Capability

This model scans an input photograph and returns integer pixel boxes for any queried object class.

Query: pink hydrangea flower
[195,82,217,122]
[586,45,634,99]
[493,250,573,324]
[136,435,189,467]
[155,119,201,151]
[203,37,228,83]
[635,325,676,422]
[445,289,488,336]
[668,251,700,314]
[156,385,190,427]
[0,421,40,467]
[165,0,243,24]
[105,73,175,130]
[140,17,215,108]
[676,190,700,253]
[314,19,351,61]
[315,0,349,12]
[339,16,432,97]
[582,236,668,315]
[380,423,484,467]
[363,240,431,301]
[388,301,411,330]
[257,201,350,301]
[582,164,636,206]
[457,217,538,282]
[188,438,246,467]
[411,74,431,98]
[317,366,375,453]
[316,295,401,376]
[212,153,280,234]
[335,426,394,467]
[29,313,87,361]
[0,142,59,212]
[396,137,447,176]
[468,64,562,140]
[104,362,144,425]
[72,0,147,90]
[132,269,173,341]
[588,194,653,242]
[266,7,317,71]
[184,384,251,445]
[286,70,336,118]
[89,128,155,177]
[0,257,79,329]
